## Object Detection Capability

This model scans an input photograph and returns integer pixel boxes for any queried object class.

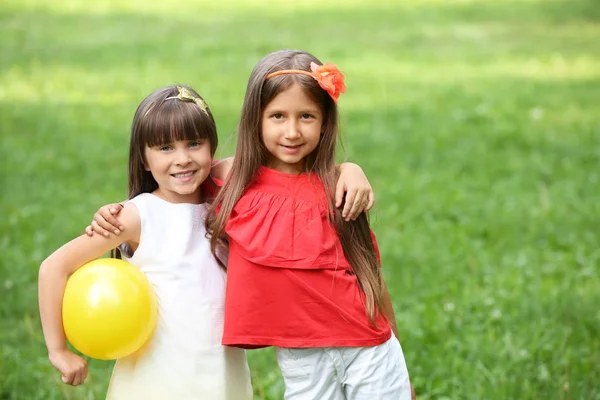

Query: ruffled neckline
[225,166,351,270]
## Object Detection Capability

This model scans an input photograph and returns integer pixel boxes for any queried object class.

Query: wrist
[47,345,68,356]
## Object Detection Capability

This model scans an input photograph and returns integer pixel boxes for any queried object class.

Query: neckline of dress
[258,165,312,179]
[141,192,209,207]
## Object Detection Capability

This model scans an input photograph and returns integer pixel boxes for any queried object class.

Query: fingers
[72,369,85,386]
[75,363,88,386]
[345,189,373,220]
[61,369,77,386]
[63,371,84,386]
[86,203,125,237]
[335,179,346,208]
[342,189,358,221]
[71,372,82,387]
[365,191,375,212]
[109,204,124,218]
[346,193,365,221]
[97,205,124,234]
[92,212,123,237]
[74,359,87,386]
[61,362,87,386]
[61,373,71,385]
[90,220,111,238]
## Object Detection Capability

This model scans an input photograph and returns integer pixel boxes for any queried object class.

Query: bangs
[141,99,215,148]
[262,73,325,109]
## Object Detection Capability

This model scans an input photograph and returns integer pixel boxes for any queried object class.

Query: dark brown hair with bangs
[128,85,218,199]
[206,50,385,325]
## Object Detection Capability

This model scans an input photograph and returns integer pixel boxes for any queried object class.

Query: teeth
[173,172,193,178]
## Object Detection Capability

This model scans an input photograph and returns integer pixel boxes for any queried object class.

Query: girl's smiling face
[144,138,212,204]
[261,84,323,174]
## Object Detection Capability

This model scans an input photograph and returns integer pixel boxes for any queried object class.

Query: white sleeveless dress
[106,193,253,400]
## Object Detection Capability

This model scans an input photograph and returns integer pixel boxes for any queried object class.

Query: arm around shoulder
[41,203,141,277]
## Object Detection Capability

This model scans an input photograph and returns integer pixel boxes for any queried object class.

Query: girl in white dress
[38,85,253,399]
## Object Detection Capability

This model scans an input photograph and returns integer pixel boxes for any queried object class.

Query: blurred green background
[1,0,599,398]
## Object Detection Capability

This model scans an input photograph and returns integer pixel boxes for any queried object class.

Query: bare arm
[39,204,140,385]
[212,158,374,221]
[87,160,375,236]
[85,158,235,237]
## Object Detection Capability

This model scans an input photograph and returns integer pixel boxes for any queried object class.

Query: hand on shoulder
[211,157,233,181]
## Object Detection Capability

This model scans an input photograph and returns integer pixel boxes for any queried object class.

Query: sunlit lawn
[1,0,599,398]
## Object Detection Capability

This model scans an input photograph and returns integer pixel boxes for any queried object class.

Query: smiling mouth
[171,171,195,178]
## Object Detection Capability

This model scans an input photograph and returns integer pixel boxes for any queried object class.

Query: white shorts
[275,332,411,400]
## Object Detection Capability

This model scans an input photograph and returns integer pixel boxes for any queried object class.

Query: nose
[284,120,300,140]
[174,148,192,165]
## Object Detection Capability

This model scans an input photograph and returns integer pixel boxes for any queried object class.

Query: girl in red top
[207,49,413,400]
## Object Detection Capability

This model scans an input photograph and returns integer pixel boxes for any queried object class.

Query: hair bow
[168,87,209,116]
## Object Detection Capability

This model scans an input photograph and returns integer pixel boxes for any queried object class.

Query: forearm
[38,262,69,354]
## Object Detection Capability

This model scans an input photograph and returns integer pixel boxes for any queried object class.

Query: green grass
[1,0,599,398]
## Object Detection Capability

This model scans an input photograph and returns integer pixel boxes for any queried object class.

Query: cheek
[311,125,323,142]
[144,154,169,173]
[260,127,274,146]
[201,147,213,165]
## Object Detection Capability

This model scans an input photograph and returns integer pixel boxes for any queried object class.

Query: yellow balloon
[62,258,157,360]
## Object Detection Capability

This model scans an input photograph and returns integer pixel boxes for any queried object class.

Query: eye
[158,144,173,151]
[301,113,314,119]
[271,113,284,120]
[189,140,205,148]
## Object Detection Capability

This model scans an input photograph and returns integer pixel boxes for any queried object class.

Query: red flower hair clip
[266,62,347,103]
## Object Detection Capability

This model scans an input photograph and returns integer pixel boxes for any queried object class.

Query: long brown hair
[128,85,218,199]
[206,50,385,324]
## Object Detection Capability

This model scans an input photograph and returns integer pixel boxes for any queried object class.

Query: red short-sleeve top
[221,166,391,348]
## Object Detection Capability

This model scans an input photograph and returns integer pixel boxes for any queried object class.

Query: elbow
[39,259,49,276]
[38,259,68,300]
[38,259,61,282]
[38,260,52,284]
